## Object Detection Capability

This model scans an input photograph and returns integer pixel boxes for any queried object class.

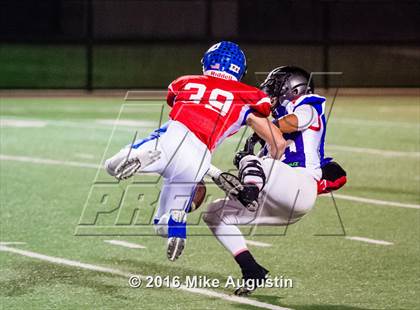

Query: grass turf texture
[0,95,419,309]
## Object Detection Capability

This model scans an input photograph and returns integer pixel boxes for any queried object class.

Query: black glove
[233,133,264,168]
[321,161,347,181]
[237,183,260,212]
[233,151,250,169]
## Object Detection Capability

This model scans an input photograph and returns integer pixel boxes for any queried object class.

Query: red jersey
[167,75,271,151]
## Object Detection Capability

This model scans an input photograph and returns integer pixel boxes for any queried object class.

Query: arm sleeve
[293,104,318,131]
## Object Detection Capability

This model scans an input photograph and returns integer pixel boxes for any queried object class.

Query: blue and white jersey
[275,94,327,180]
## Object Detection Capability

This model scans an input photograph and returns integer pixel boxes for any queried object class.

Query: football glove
[317,161,347,194]
[233,133,265,168]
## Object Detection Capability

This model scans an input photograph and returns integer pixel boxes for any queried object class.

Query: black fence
[1,0,419,89]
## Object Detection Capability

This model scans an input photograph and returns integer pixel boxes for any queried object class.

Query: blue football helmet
[201,41,247,81]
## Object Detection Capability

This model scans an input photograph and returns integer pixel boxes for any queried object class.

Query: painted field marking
[104,240,146,249]
[2,153,419,210]
[0,244,292,310]
[329,118,419,129]
[95,119,155,127]
[3,117,418,158]
[226,139,419,159]
[345,236,393,246]
[75,153,95,160]
[245,240,272,248]
[0,242,26,245]
[0,244,127,276]
[0,154,99,169]
[0,119,47,128]
[0,117,155,131]
[327,144,420,158]
[330,194,420,209]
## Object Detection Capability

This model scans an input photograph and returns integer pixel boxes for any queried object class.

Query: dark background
[1,0,419,89]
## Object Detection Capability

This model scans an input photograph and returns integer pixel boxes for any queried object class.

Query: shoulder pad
[292,94,326,114]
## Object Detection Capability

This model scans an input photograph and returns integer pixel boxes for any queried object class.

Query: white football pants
[204,157,317,255]
[105,120,211,223]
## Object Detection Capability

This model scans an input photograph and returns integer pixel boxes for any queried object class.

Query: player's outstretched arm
[246,113,286,159]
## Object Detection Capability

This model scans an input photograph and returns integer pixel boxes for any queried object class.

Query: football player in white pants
[106,120,211,260]
[204,66,346,295]
[104,42,285,261]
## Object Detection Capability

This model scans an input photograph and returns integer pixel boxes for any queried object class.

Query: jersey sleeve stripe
[241,107,252,125]
[255,97,271,105]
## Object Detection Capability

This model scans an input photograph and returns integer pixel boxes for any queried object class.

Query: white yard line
[104,240,146,249]
[0,245,128,276]
[245,240,272,248]
[0,244,292,310]
[0,119,47,128]
[0,242,26,245]
[3,117,418,158]
[0,117,151,132]
[327,145,420,158]
[2,153,419,210]
[0,154,100,169]
[330,194,420,209]
[75,153,95,160]
[180,286,290,310]
[95,119,155,127]
[345,236,393,246]
[329,118,419,129]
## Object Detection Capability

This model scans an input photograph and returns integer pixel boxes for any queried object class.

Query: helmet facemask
[260,71,290,115]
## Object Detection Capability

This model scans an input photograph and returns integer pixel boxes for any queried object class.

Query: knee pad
[238,155,266,190]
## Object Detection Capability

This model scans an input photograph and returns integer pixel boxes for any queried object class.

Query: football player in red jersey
[105,41,286,261]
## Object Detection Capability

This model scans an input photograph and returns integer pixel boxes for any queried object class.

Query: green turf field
[1,94,419,310]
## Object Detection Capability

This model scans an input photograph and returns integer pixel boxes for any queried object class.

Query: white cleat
[115,149,161,180]
[167,237,186,262]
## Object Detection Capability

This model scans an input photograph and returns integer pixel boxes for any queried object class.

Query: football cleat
[212,172,259,212]
[234,264,269,296]
[114,149,161,180]
[167,210,187,261]
[212,172,243,197]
